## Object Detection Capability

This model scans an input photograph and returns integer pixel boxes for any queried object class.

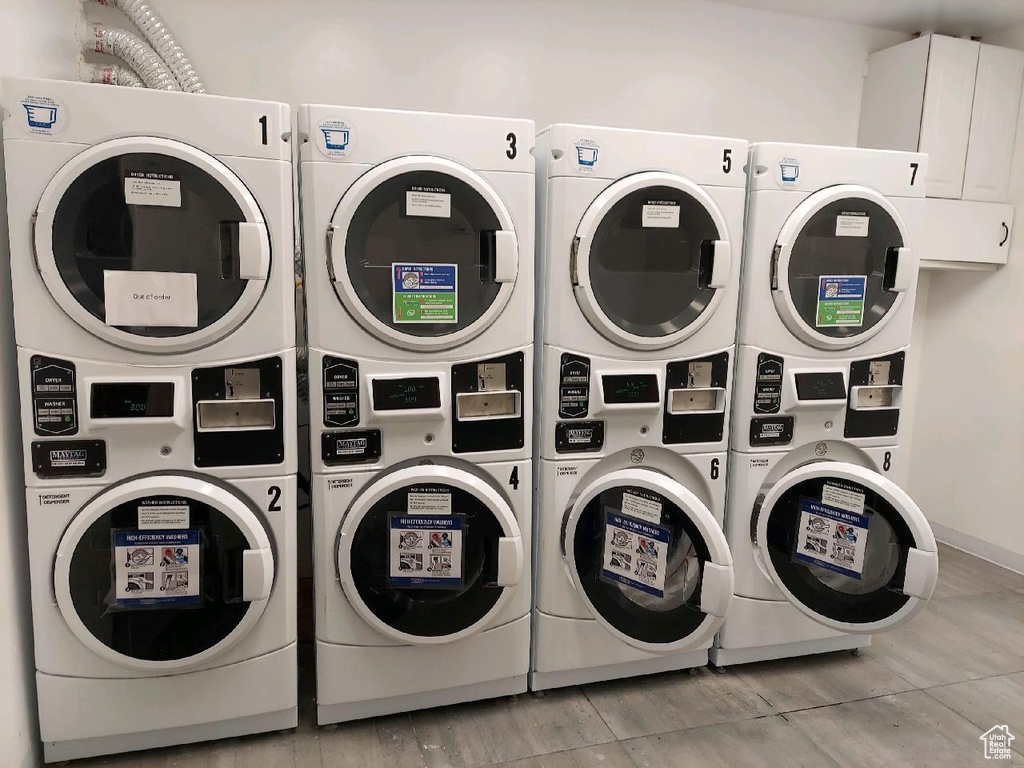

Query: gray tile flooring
[69,544,1024,767]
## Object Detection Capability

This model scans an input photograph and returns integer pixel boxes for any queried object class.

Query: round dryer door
[563,468,733,653]
[53,474,275,671]
[329,156,519,351]
[572,172,733,351]
[34,137,271,354]
[336,464,524,644]
[755,462,938,633]
[771,185,914,350]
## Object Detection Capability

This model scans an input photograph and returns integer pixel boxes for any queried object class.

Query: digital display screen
[601,374,660,404]
[794,373,847,401]
[91,383,175,418]
[371,377,442,411]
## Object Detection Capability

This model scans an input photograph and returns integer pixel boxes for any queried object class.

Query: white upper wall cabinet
[859,33,1024,203]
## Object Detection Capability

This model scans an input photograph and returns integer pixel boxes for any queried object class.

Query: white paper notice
[137,502,190,530]
[822,483,867,515]
[408,491,452,515]
[124,171,181,208]
[835,213,869,237]
[406,187,451,218]
[103,270,199,328]
[642,203,681,228]
[621,491,663,525]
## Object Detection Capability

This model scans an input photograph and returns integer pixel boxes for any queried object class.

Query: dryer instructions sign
[388,514,464,589]
[794,490,869,580]
[113,530,201,609]
[601,511,669,598]
[816,275,866,328]
[392,263,457,323]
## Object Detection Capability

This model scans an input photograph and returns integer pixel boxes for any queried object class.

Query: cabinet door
[962,45,1024,203]
[919,35,980,199]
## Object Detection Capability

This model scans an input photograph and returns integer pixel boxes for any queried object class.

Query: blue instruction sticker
[389,514,464,589]
[794,499,870,580]
[392,263,458,324]
[113,530,201,609]
[816,275,867,328]
[600,512,670,598]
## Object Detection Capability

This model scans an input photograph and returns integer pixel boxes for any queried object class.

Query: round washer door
[755,462,938,633]
[329,156,519,351]
[53,474,275,671]
[772,185,914,350]
[34,137,272,354]
[336,464,524,645]
[563,468,734,653]
[572,172,733,351]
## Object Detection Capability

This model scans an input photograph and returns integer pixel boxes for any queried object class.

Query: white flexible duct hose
[79,61,145,88]
[79,21,180,91]
[96,0,206,93]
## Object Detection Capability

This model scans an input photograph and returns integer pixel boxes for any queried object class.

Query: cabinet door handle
[1000,222,1010,247]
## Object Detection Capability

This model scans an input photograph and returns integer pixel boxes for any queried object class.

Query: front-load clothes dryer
[2,77,294,364]
[3,78,298,761]
[713,143,937,668]
[297,105,534,722]
[532,126,745,690]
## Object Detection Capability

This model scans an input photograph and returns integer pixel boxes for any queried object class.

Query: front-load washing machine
[531,125,747,690]
[2,78,298,760]
[297,104,534,722]
[711,143,938,667]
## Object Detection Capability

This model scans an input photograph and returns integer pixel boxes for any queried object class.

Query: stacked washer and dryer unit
[532,125,745,689]
[3,78,298,761]
[711,143,940,667]
[298,105,536,722]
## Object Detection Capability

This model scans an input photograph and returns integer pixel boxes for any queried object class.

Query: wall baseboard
[931,522,1024,576]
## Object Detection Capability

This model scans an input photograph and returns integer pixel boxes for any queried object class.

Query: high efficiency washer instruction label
[389,514,464,589]
[392,263,457,323]
[794,484,869,579]
[113,530,200,608]
[601,510,669,598]
[816,275,866,328]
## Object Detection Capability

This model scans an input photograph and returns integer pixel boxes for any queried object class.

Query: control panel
[558,353,591,419]
[323,356,359,428]
[753,353,783,414]
[31,356,78,436]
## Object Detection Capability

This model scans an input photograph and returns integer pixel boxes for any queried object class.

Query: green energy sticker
[816,275,866,328]
[392,263,457,323]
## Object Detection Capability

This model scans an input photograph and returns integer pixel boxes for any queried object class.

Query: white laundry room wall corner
[0,3,80,767]
[905,23,1024,574]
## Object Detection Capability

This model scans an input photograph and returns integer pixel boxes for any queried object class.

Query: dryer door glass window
[64,491,266,662]
[786,199,903,339]
[586,186,720,338]
[343,171,503,337]
[50,152,255,337]
[762,474,916,626]
[571,484,712,645]
[348,482,507,638]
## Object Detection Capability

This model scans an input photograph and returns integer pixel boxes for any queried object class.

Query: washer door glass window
[46,148,268,342]
[56,480,273,665]
[583,185,721,339]
[339,170,505,338]
[340,471,522,642]
[566,474,731,650]
[782,196,904,341]
[757,465,936,632]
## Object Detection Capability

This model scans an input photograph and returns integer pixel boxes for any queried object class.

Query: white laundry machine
[2,78,298,761]
[532,124,746,690]
[711,143,939,667]
[297,104,535,722]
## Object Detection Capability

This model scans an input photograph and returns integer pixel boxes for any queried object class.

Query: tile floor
[70,544,1024,767]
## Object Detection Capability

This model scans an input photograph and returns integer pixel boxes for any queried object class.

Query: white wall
[906,24,1024,573]
[0,4,78,766]
[94,0,907,144]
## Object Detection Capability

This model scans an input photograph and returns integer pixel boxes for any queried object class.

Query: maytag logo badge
[49,448,87,468]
